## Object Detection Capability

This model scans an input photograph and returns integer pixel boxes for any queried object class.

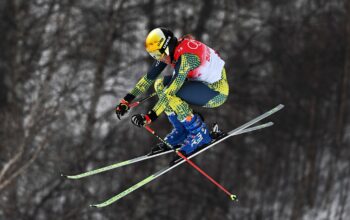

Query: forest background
[0,0,349,219]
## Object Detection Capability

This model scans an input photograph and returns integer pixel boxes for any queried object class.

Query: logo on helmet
[162,36,171,49]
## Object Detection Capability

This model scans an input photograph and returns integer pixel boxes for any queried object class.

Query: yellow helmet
[145,28,176,60]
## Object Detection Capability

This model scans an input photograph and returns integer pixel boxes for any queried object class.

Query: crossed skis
[62,104,284,207]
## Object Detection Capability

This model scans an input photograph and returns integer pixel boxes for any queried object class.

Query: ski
[90,104,284,208]
[62,122,274,180]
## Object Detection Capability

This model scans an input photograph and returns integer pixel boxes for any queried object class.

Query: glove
[131,114,150,127]
[116,99,130,119]
[115,94,135,119]
[131,110,158,127]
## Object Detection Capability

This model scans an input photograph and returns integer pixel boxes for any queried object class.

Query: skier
[115,28,229,160]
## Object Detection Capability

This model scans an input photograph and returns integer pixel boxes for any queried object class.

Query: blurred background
[0,0,349,219]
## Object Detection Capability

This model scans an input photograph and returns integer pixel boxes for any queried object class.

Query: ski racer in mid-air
[115,27,229,160]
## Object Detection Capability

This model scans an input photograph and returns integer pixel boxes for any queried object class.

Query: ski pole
[129,92,157,108]
[144,125,237,201]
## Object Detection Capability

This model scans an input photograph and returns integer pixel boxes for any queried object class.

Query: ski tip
[90,204,104,208]
[61,174,76,179]
[266,122,274,127]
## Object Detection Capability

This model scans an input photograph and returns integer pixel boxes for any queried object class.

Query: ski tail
[61,150,173,179]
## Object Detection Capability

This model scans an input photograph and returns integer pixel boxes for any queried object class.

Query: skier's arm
[116,61,166,119]
[123,60,167,102]
[151,54,200,117]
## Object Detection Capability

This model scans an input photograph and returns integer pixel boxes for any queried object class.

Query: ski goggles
[148,50,166,60]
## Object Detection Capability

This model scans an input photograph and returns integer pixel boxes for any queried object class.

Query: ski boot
[148,113,187,155]
[170,114,212,165]
[164,113,188,146]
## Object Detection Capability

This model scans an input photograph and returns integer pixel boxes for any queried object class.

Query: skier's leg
[154,77,188,147]
[168,69,229,156]
[154,79,212,156]
[176,68,229,108]
[155,68,229,119]
[154,69,229,156]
